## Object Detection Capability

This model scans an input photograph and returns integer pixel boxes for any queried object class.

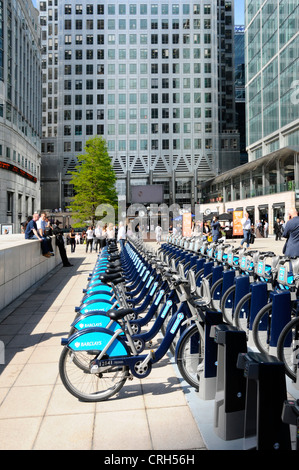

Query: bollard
[198,310,223,400]
[281,399,299,451]
[237,351,292,450]
[212,324,247,440]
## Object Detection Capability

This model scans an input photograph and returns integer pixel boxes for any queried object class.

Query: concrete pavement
[0,242,206,451]
[0,235,295,450]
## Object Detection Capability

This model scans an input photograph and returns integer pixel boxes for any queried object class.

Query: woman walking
[69,228,76,252]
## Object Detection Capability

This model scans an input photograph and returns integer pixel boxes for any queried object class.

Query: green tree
[68,136,118,226]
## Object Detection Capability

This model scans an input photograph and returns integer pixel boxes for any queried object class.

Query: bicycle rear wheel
[220,285,235,324]
[277,316,299,381]
[251,303,272,354]
[176,325,204,390]
[234,292,252,333]
[59,347,129,402]
[210,278,223,311]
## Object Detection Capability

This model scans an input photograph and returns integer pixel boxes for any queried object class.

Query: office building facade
[39,0,240,211]
[246,0,299,161]
[199,0,299,233]
[0,0,42,232]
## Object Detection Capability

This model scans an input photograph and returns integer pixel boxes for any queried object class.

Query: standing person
[256,220,263,237]
[69,228,76,252]
[85,226,94,253]
[211,216,220,242]
[94,224,102,252]
[135,222,140,238]
[117,221,126,247]
[274,218,282,241]
[264,220,269,238]
[282,207,299,257]
[101,223,107,249]
[155,224,163,244]
[75,232,81,245]
[240,211,251,248]
[53,221,73,267]
[203,222,210,240]
[106,223,115,242]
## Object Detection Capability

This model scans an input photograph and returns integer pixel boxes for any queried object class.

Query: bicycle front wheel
[176,325,204,390]
[59,347,129,402]
[277,316,299,381]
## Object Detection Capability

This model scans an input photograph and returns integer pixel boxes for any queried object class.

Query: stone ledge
[0,235,61,313]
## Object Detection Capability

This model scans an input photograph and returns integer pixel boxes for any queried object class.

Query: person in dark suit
[274,218,282,241]
[53,221,73,267]
[211,216,220,242]
[283,208,299,257]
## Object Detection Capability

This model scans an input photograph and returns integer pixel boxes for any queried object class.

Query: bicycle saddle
[107,255,120,261]
[105,268,123,275]
[107,307,135,321]
[106,261,122,268]
[99,273,125,285]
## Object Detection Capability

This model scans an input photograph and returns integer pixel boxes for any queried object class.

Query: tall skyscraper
[246,0,299,161]
[234,25,247,165]
[39,0,240,211]
[0,0,42,231]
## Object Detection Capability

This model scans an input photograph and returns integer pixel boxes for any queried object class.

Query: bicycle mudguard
[71,312,123,333]
[62,327,130,356]
[85,286,113,295]
[81,293,114,303]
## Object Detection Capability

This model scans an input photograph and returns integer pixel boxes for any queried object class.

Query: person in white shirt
[117,221,126,247]
[106,223,115,241]
[155,224,163,244]
[94,224,102,252]
[85,226,94,253]
[263,220,269,238]
[240,211,251,248]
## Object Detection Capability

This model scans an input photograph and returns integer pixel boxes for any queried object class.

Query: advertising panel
[182,213,192,237]
[233,210,243,236]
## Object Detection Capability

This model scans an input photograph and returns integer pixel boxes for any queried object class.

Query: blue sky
[235,0,245,25]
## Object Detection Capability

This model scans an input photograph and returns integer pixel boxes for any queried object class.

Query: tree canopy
[68,136,118,226]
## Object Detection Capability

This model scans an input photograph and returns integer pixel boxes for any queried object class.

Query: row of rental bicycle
[59,235,299,449]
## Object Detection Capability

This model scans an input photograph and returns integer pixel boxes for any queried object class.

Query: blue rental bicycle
[59,270,223,401]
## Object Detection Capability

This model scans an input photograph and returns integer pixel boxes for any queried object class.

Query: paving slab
[0,236,296,452]
[0,242,208,451]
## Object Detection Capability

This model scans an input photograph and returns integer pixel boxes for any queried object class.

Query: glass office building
[198,0,299,233]
[39,0,240,211]
[235,25,247,164]
[0,0,42,231]
[246,0,299,160]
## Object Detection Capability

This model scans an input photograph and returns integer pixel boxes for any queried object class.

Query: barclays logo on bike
[79,322,102,329]
[73,340,103,349]
[170,312,184,334]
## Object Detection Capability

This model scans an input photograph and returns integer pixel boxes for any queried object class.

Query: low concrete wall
[0,235,61,312]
